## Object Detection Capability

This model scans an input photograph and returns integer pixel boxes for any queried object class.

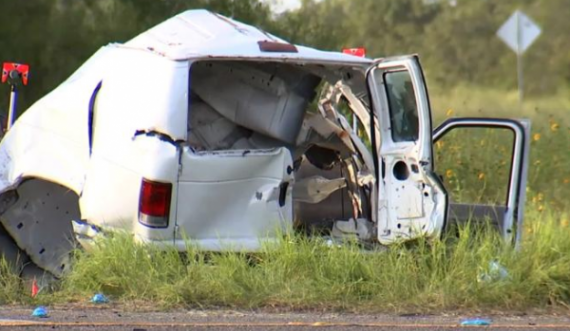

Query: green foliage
[10,209,563,311]
[0,0,570,311]
[0,0,568,312]
[276,0,570,94]
[0,258,25,304]
[0,0,273,114]
[429,87,570,211]
[2,0,570,112]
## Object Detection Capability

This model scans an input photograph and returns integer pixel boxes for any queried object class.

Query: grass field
[1,208,567,313]
[431,86,570,211]
[0,87,568,312]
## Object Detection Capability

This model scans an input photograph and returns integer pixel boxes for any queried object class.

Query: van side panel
[79,49,188,236]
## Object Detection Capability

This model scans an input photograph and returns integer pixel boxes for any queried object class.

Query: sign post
[497,10,541,104]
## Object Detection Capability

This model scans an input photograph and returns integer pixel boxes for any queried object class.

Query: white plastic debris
[477,260,510,283]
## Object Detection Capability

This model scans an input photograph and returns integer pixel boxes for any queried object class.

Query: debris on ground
[91,293,109,304]
[31,306,48,318]
[477,260,510,283]
[31,279,39,298]
[460,318,491,326]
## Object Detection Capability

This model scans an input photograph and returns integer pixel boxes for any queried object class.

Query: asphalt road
[2,307,570,330]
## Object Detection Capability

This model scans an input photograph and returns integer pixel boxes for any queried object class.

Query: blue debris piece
[31,306,48,318]
[460,318,491,326]
[91,293,109,304]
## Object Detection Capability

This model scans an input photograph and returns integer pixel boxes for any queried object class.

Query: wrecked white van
[0,10,530,278]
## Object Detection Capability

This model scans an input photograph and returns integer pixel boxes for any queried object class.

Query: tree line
[1,0,569,113]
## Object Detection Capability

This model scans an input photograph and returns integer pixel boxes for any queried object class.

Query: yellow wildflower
[446,109,454,117]
[445,169,454,179]
[561,219,569,228]
[533,133,541,141]
[436,140,444,150]
[478,173,485,180]
[538,205,544,212]
[550,122,559,132]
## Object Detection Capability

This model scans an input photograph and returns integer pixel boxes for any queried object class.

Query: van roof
[123,9,372,66]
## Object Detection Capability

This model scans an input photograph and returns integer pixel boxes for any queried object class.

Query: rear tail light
[138,179,172,228]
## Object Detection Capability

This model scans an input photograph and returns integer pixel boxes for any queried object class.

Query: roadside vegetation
[0,0,568,313]
[3,0,570,112]
[0,82,568,312]
[0,207,568,312]
[0,90,568,311]
[431,87,570,211]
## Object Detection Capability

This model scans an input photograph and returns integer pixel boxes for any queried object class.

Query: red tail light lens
[139,179,172,228]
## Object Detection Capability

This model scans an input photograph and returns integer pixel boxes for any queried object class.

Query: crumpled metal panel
[1,180,80,277]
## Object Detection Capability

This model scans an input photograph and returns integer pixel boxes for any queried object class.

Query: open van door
[367,55,447,244]
[433,118,531,245]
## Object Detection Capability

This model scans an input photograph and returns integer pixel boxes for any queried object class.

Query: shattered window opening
[383,70,420,143]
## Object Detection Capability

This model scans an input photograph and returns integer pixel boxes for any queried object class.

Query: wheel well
[0,178,81,277]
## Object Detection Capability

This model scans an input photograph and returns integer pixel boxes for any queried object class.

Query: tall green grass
[0,208,537,311]
[431,86,570,211]
[0,258,24,304]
